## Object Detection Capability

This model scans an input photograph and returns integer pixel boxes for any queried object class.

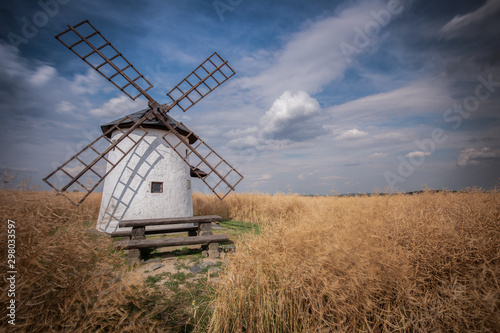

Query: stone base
[208,250,220,259]
[128,249,142,265]
[208,243,219,250]
[208,243,220,259]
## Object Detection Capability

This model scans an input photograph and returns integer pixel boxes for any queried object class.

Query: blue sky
[1,0,499,195]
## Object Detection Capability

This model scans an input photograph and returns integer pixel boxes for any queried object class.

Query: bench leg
[128,226,146,265]
[208,242,220,259]
[128,249,142,265]
[198,222,213,236]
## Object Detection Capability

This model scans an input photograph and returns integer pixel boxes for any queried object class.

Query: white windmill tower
[96,110,208,232]
[44,20,243,234]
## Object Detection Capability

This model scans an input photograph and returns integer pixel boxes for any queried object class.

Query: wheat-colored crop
[0,190,172,332]
[1,189,498,332]
[194,190,500,332]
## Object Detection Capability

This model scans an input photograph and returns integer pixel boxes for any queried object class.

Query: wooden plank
[110,226,198,238]
[115,234,229,249]
[119,215,222,228]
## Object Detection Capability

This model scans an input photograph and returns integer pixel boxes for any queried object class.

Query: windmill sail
[157,117,244,199]
[55,20,154,102]
[43,115,150,205]
[166,52,235,112]
[45,20,242,205]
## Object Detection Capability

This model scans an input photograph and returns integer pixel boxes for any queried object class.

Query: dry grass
[0,190,179,332]
[1,189,499,332]
[194,191,500,332]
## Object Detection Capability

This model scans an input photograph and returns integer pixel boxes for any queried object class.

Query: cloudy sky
[1,0,499,195]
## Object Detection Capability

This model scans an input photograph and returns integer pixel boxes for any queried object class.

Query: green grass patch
[145,272,169,287]
[174,259,190,270]
[219,220,260,235]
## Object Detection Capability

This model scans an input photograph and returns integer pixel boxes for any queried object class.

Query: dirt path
[125,244,228,286]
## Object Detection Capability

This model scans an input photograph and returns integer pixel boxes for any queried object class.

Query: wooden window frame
[151,181,163,193]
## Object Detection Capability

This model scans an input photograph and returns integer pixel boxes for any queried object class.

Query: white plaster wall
[96,128,193,233]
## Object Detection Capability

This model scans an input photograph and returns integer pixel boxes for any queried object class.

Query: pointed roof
[101,108,197,144]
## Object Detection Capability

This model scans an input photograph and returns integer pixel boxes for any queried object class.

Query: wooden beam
[110,225,198,238]
[119,215,222,228]
[115,234,229,249]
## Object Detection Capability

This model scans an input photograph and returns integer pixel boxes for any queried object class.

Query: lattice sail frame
[45,20,242,205]
[166,52,235,112]
[157,118,244,200]
[44,114,150,206]
[55,20,154,101]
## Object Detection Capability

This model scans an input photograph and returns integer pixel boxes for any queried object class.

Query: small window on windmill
[186,179,191,189]
[151,182,163,193]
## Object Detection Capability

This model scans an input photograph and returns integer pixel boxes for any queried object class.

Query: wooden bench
[110,225,199,238]
[114,215,228,264]
[115,234,229,249]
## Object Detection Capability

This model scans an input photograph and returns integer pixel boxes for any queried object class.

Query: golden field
[1,189,499,332]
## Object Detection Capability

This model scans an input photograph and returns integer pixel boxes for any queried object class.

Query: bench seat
[115,234,229,250]
[110,225,198,238]
[119,215,222,228]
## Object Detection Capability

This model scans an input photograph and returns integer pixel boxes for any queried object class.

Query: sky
[0,0,499,195]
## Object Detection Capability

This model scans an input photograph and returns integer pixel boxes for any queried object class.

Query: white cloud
[370,152,388,159]
[0,165,39,173]
[260,91,321,138]
[227,91,326,149]
[329,80,451,122]
[56,101,77,114]
[0,43,93,120]
[298,172,316,180]
[440,0,500,40]
[405,151,431,159]
[236,0,391,100]
[70,69,108,95]
[371,131,410,141]
[457,147,498,166]
[225,134,260,150]
[0,43,116,121]
[244,173,273,187]
[29,65,56,86]
[235,50,275,76]
[335,129,368,140]
[320,175,345,180]
[64,165,85,177]
[89,95,147,118]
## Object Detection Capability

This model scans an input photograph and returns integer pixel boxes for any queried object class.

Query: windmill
[43,20,243,233]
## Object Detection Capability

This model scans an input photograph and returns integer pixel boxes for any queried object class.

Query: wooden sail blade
[165,52,235,113]
[55,20,155,103]
[43,114,150,206]
[156,117,243,199]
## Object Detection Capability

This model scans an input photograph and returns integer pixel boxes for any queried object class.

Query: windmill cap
[100,108,198,144]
